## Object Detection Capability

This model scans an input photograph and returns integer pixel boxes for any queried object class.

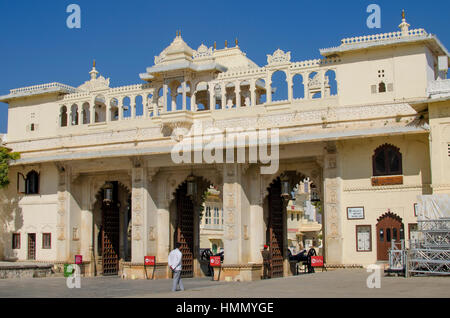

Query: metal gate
[102,204,120,275]
[27,233,36,260]
[268,178,284,278]
[175,183,194,278]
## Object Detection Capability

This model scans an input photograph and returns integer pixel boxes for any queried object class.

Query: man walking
[261,244,271,279]
[168,242,184,292]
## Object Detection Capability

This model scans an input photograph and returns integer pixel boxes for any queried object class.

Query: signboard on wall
[75,255,82,265]
[210,256,221,267]
[347,207,365,220]
[144,256,155,266]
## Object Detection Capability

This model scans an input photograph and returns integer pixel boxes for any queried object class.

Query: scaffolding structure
[407,218,450,276]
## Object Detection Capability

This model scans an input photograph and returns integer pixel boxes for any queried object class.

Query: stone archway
[171,175,218,278]
[92,181,132,276]
[264,170,312,278]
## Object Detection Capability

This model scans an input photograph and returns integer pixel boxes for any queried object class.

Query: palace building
[0,14,449,281]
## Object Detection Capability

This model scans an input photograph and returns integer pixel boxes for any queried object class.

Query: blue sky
[0,0,449,133]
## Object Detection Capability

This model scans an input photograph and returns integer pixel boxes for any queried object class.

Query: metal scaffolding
[407,218,450,276]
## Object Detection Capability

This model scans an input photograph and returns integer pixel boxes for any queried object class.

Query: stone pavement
[0,269,448,298]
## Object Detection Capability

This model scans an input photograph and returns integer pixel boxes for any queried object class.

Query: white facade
[0,16,449,280]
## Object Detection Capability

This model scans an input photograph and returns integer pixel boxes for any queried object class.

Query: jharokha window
[372,144,402,176]
[17,171,40,195]
[12,233,20,249]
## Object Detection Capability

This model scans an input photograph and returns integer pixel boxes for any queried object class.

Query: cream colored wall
[0,163,59,261]
[339,134,431,265]
[7,95,62,142]
[429,100,450,193]
[337,45,430,107]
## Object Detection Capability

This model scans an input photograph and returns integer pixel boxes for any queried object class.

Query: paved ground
[0,269,448,298]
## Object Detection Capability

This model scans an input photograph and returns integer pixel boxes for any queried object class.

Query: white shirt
[168,248,182,271]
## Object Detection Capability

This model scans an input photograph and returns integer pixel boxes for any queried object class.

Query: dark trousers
[263,262,270,279]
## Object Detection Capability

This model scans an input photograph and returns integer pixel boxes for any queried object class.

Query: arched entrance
[93,181,131,276]
[376,212,405,261]
[265,171,312,278]
[174,181,195,278]
[172,175,217,278]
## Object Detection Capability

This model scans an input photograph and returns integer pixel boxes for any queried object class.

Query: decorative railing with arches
[57,52,340,129]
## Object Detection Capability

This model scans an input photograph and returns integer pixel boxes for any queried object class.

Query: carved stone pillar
[131,96,136,119]
[323,141,343,264]
[287,75,293,102]
[106,99,111,122]
[266,78,272,103]
[250,79,256,107]
[56,164,70,262]
[131,165,147,263]
[235,82,241,108]
[118,99,124,121]
[163,83,168,113]
[303,72,309,100]
[220,83,226,109]
[222,163,243,265]
[209,85,215,111]
[182,81,187,111]
[191,89,196,111]
[143,95,149,118]
[90,99,95,124]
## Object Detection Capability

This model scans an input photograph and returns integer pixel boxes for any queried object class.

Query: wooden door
[27,233,36,260]
[268,178,284,278]
[175,183,194,278]
[376,212,404,261]
[102,204,120,275]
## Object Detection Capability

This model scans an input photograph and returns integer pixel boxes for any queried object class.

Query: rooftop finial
[214,41,217,50]
[225,40,228,48]
[176,30,179,37]
[90,59,99,80]
[399,9,410,35]
[235,38,238,46]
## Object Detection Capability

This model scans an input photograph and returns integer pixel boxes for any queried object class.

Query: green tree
[0,147,20,189]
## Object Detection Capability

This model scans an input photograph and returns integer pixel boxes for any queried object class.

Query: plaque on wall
[371,176,403,186]
[347,207,365,220]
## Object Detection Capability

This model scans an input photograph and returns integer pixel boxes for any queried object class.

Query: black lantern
[186,174,197,198]
[103,182,114,204]
[281,175,291,199]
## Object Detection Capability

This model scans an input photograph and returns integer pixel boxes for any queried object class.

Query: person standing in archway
[168,242,184,292]
[261,244,271,279]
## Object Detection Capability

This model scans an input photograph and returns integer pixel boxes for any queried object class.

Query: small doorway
[102,202,120,275]
[174,182,195,278]
[376,212,404,261]
[27,233,36,260]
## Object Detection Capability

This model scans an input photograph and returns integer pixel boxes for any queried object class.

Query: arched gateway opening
[265,171,320,278]
[93,181,132,276]
[171,175,218,278]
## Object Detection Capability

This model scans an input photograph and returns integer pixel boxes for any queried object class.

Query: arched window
[372,144,402,176]
[60,106,68,127]
[25,171,39,195]
[378,82,386,93]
